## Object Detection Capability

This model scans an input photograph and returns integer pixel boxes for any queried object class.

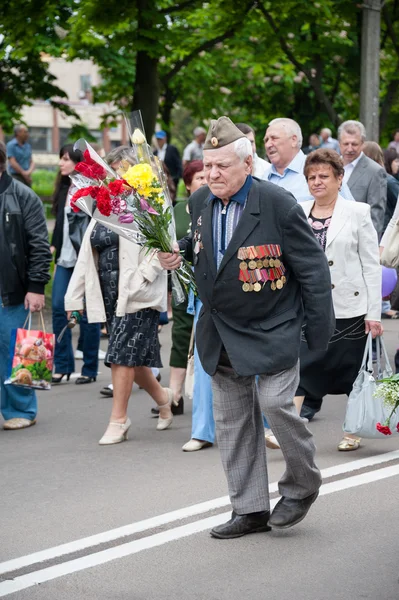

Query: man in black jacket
[153,131,183,192]
[0,141,51,430]
[158,117,334,538]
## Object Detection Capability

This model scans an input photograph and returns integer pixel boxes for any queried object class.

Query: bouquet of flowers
[374,373,399,435]
[69,112,195,303]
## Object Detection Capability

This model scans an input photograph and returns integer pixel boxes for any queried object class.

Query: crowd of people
[0,114,398,537]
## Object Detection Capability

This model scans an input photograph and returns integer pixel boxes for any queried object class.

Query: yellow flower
[124,163,156,194]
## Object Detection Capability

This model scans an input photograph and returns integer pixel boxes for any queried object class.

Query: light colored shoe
[265,431,280,450]
[99,417,131,445]
[182,439,213,452]
[3,418,36,430]
[74,349,83,360]
[338,436,361,451]
[98,349,106,360]
[156,388,174,431]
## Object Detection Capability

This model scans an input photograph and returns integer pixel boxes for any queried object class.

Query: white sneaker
[264,430,280,450]
[74,350,83,360]
[98,349,106,360]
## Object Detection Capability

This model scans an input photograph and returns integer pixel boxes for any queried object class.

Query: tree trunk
[160,87,177,141]
[131,50,160,140]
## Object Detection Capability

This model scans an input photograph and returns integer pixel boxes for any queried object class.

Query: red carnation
[74,150,107,180]
[108,180,125,196]
[376,422,392,436]
[397,422,399,433]
[96,187,112,216]
[70,186,99,212]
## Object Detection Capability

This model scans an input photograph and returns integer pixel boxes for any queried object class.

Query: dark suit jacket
[154,145,182,183]
[347,153,387,235]
[180,178,335,376]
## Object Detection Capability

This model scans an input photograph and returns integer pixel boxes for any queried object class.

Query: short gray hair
[268,118,303,148]
[194,126,206,136]
[321,127,331,136]
[338,120,366,142]
[234,137,253,161]
[14,124,27,136]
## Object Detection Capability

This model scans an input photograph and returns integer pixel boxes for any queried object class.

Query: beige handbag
[381,220,399,268]
[184,325,195,401]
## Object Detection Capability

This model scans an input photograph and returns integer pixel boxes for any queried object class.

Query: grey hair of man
[338,120,367,142]
[104,145,131,166]
[13,124,27,136]
[194,126,206,136]
[234,137,253,161]
[0,141,6,173]
[321,127,332,136]
[268,118,303,148]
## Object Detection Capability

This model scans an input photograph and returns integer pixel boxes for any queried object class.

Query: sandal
[337,436,361,451]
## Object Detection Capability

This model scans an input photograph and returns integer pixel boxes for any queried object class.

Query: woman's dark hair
[383,147,399,175]
[0,141,6,173]
[51,143,83,215]
[304,148,344,180]
[183,160,204,190]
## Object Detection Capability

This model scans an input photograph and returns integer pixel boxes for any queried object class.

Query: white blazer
[300,195,381,321]
[64,219,167,323]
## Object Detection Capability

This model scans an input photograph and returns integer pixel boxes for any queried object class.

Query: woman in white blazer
[296,148,382,451]
[65,219,177,445]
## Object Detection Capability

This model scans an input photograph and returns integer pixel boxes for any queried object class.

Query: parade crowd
[1,115,398,538]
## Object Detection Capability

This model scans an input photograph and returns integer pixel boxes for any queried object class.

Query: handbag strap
[22,311,46,333]
[360,331,373,373]
[376,335,393,378]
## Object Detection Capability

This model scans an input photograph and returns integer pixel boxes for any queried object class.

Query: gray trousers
[211,361,322,514]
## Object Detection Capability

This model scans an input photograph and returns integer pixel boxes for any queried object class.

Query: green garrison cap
[203,116,246,150]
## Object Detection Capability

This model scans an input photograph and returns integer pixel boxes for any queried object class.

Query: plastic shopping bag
[5,312,55,391]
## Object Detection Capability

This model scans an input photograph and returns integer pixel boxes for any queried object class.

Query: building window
[29,127,52,152]
[59,128,72,149]
[80,75,92,93]
[111,140,122,149]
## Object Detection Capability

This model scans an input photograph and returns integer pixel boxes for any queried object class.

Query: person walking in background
[263,117,354,202]
[303,134,321,155]
[296,149,382,451]
[319,127,340,153]
[6,125,34,187]
[154,131,183,192]
[338,120,387,235]
[158,117,334,537]
[388,129,399,153]
[235,123,270,178]
[64,217,176,445]
[51,144,101,385]
[182,127,206,166]
[384,147,399,183]
[0,141,51,430]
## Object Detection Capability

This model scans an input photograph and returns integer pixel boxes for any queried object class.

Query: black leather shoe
[100,386,113,397]
[210,511,271,539]
[268,491,319,529]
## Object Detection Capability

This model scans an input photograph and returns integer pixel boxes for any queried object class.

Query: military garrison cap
[203,116,246,150]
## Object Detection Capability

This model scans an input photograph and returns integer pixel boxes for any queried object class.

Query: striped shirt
[210,175,253,270]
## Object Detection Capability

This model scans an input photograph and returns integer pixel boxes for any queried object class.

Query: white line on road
[1,449,399,577]
[1,463,398,598]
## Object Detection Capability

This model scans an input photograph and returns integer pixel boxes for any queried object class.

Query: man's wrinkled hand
[24,293,45,313]
[158,242,182,271]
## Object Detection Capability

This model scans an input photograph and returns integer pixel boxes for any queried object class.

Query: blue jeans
[0,300,37,421]
[52,265,100,377]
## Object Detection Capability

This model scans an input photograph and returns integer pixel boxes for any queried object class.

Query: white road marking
[1,449,399,577]
[0,463,398,598]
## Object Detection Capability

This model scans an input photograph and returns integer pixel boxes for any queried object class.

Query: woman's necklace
[311,197,337,219]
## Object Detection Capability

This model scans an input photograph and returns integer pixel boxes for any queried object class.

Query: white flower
[219,86,232,95]
[288,32,295,39]
[339,30,347,38]
[131,129,146,144]
[273,75,282,83]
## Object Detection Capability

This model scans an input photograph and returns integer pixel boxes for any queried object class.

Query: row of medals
[239,258,287,292]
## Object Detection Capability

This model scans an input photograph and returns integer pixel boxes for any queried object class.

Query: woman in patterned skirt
[65,220,177,445]
[297,149,382,451]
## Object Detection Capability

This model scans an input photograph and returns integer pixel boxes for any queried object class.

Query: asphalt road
[1,319,399,600]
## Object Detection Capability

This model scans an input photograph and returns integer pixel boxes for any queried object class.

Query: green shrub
[32,170,57,198]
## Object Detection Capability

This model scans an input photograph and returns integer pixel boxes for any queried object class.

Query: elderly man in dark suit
[158,117,334,539]
[338,119,387,235]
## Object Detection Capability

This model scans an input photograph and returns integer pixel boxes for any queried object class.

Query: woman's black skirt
[296,316,367,398]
